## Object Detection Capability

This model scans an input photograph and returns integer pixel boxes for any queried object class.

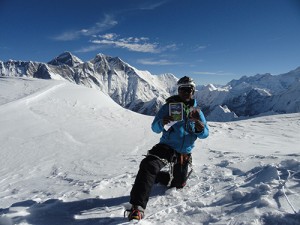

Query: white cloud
[53,15,117,41]
[120,37,150,43]
[137,58,182,66]
[90,33,178,54]
[75,33,166,54]
[193,45,207,51]
[192,71,235,76]
[138,0,170,10]
[53,31,80,41]
[98,33,118,40]
[92,39,160,53]
[74,45,104,53]
[91,33,165,53]
[160,44,178,52]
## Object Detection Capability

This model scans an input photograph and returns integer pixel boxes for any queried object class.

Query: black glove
[189,109,204,132]
[162,116,174,125]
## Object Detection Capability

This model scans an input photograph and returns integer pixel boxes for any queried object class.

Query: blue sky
[1,0,300,85]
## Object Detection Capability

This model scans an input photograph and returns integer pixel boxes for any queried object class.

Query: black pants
[130,144,190,209]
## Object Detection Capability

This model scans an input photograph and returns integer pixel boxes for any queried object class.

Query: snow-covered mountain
[0,52,178,115]
[1,52,300,121]
[195,67,300,121]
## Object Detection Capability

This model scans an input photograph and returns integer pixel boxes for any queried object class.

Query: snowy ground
[0,77,300,225]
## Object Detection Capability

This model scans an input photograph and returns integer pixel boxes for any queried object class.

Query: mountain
[1,52,300,121]
[0,52,178,115]
[48,51,83,67]
[195,67,300,121]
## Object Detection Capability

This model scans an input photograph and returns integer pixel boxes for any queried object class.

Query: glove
[194,120,204,132]
[189,108,204,132]
[162,116,174,125]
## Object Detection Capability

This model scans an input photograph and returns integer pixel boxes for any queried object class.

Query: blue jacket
[151,96,209,154]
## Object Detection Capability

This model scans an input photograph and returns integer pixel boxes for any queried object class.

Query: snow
[1,77,300,225]
[207,105,238,122]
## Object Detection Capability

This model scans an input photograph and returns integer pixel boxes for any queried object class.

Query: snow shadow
[261,212,300,225]
[0,196,130,225]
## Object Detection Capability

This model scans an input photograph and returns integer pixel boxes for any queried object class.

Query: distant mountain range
[0,52,178,116]
[197,67,300,121]
[1,52,299,121]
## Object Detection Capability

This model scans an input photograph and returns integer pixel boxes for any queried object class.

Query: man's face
[178,86,194,102]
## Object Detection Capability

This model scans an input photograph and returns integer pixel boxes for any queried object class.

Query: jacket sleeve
[151,104,168,133]
[196,110,209,139]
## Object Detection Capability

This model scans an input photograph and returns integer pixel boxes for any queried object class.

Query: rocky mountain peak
[48,52,83,67]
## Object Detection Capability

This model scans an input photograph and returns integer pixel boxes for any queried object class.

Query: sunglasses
[179,86,194,93]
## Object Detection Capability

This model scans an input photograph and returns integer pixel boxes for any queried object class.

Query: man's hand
[189,109,204,132]
[194,120,205,132]
[189,108,200,121]
[162,116,174,125]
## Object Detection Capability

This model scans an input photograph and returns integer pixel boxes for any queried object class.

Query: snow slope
[0,77,300,225]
